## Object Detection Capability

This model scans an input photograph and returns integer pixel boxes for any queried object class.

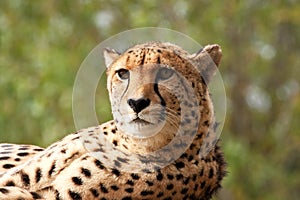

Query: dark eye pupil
[158,68,174,80]
[117,69,129,80]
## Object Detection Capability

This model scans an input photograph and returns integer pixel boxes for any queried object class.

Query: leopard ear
[190,44,222,82]
[103,48,120,68]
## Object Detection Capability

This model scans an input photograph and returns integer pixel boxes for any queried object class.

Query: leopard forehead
[110,42,193,71]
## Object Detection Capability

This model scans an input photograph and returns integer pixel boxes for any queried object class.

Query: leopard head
[104,42,222,153]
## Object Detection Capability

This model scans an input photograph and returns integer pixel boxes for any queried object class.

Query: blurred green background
[0,1,299,199]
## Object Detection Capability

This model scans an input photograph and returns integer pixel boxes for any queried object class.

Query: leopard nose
[127,98,150,113]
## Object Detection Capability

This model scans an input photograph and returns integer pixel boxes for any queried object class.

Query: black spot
[111,129,116,134]
[192,174,197,181]
[111,168,121,177]
[122,144,128,149]
[209,168,214,178]
[180,153,188,158]
[176,174,183,180]
[114,160,121,168]
[172,191,177,196]
[201,181,206,189]
[183,194,189,200]
[111,185,119,191]
[81,156,88,161]
[140,52,146,65]
[35,168,42,183]
[95,147,105,153]
[194,160,199,165]
[146,180,154,186]
[175,161,185,169]
[203,120,209,126]
[2,164,15,169]
[0,188,8,194]
[103,131,108,135]
[48,162,56,176]
[184,118,191,124]
[194,184,199,191]
[0,151,11,154]
[0,144,12,148]
[18,147,28,150]
[141,190,154,196]
[157,56,161,63]
[122,197,132,200]
[55,190,61,200]
[166,184,174,190]
[61,149,66,154]
[131,173,140,180]
[71,136,80,141]
[84,139,91,144]
[126,180,134,186]
[31,192,42,199]
[90,188,99,197]
[0,156,10,160]
[112,140,118,146]
[5,181,15,186]
[190,111,196,118]
[181,188,189,194]
[183,177,190,185]
[206,185,212,194]
[21,172,30,186]
[15,158,21,161]
[125,187,134,193]
[167,174,174,180]
[72,177,83,185]
[94,160,105,169]
[212,156,216,161]
[204,155,211,162]
[100,183,109,193]
[156,172,163,181]
[68,190,82,200]
[199,168,204,176]
[157,192,164,197]
[64,152,79,163]
[117,156,128,163]
[141,168,151,173]
[188,155,194,161]
[81,168,91,177]
[189,143,196,150]
[34,148,44,152]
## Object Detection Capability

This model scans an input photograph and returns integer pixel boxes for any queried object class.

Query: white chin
[120,121,164,139]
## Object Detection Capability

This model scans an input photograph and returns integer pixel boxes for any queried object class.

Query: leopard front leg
[0,133,89,199]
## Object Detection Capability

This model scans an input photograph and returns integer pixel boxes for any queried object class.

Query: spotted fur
[0,42,226,199]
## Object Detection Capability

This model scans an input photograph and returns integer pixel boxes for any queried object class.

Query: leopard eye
[157,68,174,80]
[116,69,129,80]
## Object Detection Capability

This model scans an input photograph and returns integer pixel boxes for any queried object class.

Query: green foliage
[0,1,299,199]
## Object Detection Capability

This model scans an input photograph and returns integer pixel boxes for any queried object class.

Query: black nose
[127,98,150,113]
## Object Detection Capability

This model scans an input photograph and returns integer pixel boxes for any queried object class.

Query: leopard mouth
[122,116,164,138]
[130,117,153,125]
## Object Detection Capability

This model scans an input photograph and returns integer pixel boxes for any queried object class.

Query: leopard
[0,41,226,199]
